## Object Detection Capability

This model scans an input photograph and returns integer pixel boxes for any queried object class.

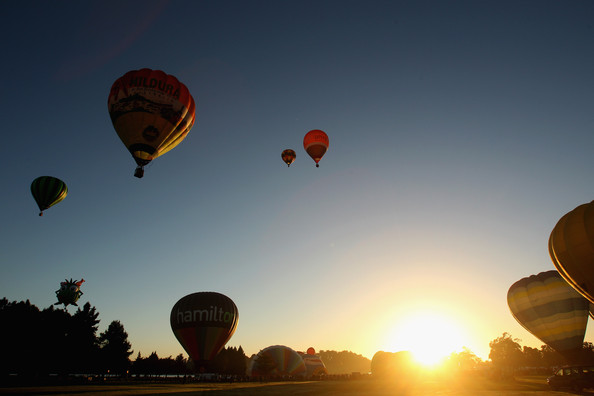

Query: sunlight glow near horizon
[384,310,469,366]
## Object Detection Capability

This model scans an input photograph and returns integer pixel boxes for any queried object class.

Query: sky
[1,0,594,363]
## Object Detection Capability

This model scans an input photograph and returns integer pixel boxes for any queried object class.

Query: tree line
[0,298,373,379]
[488,332,594,375]
[0,298,132,376]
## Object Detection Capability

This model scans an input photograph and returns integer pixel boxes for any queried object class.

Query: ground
[0,375,592,395]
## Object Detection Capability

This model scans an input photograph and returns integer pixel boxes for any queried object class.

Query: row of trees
[132,349,370,377]
[131,347,247,376]
[488,332,594,372]
[0,298,132,376]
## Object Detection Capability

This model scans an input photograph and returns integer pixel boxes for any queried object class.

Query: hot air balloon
[507,270,589,361]
[281,149,296,167]
[298,349,328,377]
[303,129,329,167]
[108,68,196,178]
[31,176,68,216]
[170,292,238,369]
[55,278,85,307]
[549,201,594,305]
[248,345,306,378]
[370,351,415,378]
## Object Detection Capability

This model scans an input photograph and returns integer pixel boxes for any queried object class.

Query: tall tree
[98,320,133,374]
[71,303,101,373]
[489,332,523,376]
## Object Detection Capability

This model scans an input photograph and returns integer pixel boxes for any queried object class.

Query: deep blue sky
[1,0,594,361]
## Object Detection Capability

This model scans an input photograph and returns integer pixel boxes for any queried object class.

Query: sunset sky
[2,0,594,363]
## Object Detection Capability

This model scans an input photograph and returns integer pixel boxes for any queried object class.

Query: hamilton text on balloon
[175,306,235,324]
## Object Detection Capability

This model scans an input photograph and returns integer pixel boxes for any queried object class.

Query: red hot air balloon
[170,292,238,368]
[303,129,329,167]
[108,69,196,178]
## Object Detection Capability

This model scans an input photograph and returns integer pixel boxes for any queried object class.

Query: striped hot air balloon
[30,176,68,216]
[248,345,306,378]
[507,270,589,361]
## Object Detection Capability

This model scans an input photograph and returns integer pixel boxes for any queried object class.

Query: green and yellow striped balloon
[30,176,68,216]
[507,270,589,360]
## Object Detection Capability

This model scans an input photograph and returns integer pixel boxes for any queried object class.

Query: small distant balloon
[108,68,196,178]
[281,149,296,167]
[307,347,315,355]
[303,129,329,167]
[31,176,68,216]
[55,278,85,307]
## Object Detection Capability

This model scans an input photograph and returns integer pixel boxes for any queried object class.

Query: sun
[385,311,467,368]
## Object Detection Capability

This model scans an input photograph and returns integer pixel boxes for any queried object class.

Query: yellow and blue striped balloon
[507,270,589,360]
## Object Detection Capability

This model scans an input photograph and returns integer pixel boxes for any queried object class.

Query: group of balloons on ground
[508,200,594,363]
[31,68,330,216]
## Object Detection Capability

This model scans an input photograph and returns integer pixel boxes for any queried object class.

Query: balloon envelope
[549,201,594,304]
[507,270,589,358]
[281,149,296,167]
[248,345,306,377]
[170,292,238,363]
[303,130,329,167]
[370,351,414,378]
[108,68,196,178]
[31,176,68,216]
[299,350,328,377]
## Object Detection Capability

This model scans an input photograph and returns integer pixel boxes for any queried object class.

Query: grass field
[1,375,592,395]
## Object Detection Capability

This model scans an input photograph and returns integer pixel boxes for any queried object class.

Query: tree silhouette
[71,303,100,373]
[212,346,247,375]
[318,350,370,374]
[252,352,277,377]
[98,320,133,374]
[489,333,526,377]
